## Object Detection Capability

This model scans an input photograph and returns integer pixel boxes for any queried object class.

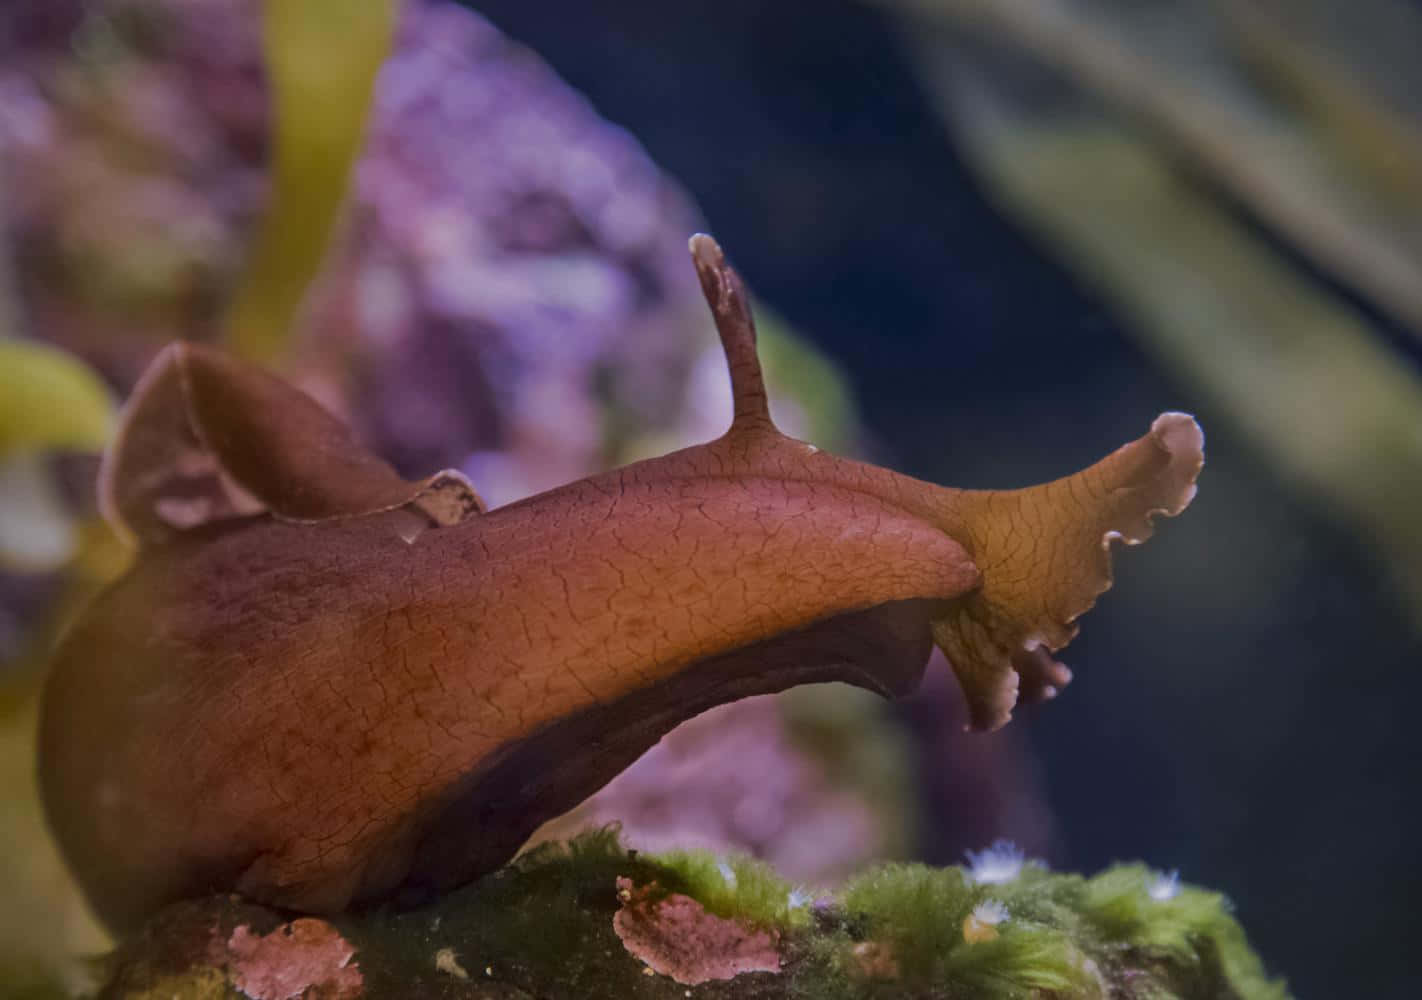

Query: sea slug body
[39,235,1203,933]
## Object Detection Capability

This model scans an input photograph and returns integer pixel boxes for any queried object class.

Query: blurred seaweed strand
[1218,0,1422,208]
[0,171,115,575]
[867,0,1422,342]
[871,0,1422,626]
[223,0,397,360]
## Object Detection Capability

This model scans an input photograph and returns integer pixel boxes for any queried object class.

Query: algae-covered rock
[95,831,1288,1000]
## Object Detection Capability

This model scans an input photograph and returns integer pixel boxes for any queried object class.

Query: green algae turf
[92,828,1291,999]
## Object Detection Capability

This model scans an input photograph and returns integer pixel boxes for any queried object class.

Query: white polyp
[971,899,1010,926]
[1147,868,1181,902]
[965,840,1026,884]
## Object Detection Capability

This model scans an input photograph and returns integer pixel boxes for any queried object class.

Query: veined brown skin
[38,236,1203,934]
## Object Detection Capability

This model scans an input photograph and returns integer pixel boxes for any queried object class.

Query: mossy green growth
[1081,864,1291,1000]
[648,848,813,931]
[829,855,1290,1000]
[838,862,1097,997]
[353,825,661,998]
[438,832,1287,1000]
[97,829,1291,1000]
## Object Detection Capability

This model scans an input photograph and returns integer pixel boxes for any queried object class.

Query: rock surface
[93,832,1289,1000]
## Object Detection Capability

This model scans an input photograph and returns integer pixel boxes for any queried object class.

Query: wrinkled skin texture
[39,237,1203,933]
